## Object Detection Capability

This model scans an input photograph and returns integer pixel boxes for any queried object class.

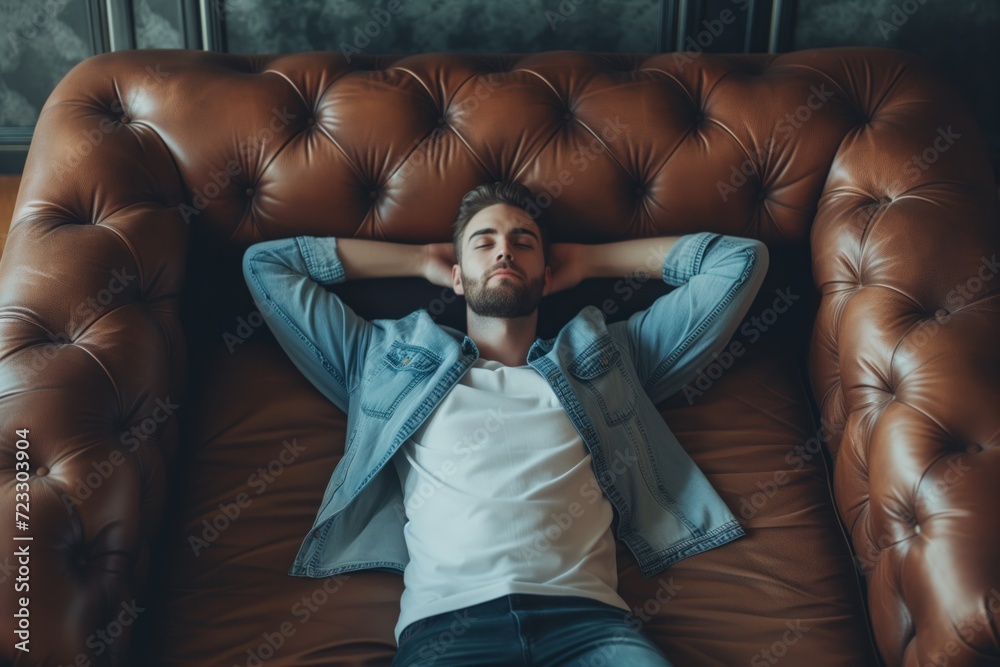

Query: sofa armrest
[807,56,1000,667]
[0,54,189,665]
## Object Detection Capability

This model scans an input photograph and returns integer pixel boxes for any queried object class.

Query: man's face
[452,203,551,318]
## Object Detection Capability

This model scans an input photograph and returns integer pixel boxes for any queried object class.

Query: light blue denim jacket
[242,231,768,580]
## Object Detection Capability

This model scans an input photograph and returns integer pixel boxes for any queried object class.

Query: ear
[452,263,464,296]
[541,265,553,297]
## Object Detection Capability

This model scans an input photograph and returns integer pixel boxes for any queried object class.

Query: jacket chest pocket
[360,343,441,420]
[568,339,638,426]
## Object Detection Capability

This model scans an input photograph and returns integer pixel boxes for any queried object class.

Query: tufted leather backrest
[2,46,998,666]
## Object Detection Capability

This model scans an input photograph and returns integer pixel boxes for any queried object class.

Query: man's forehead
[467,207,538,238]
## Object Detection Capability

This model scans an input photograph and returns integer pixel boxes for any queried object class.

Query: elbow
[750,240,769,278]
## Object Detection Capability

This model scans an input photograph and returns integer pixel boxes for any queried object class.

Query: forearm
[581,235,682,280]
[335,238,427,280]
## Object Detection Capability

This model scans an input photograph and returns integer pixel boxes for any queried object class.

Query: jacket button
[313,529,320,538]
[548,374,556,380]
[583,428,590,435]
[602,358,608,364]
[403,357,409,364]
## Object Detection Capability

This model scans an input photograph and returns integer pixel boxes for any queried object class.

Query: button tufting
[634,186,644,196]
[36,466,48,476]
[307,117,316,125]
[757,190,767,201]
[935,308,950,321]
[563,112,572,120]
[966,443,983,453]
[437,117,446,125]
[245,187,254,197]
[370,190,379,199]
[119,115,130,124]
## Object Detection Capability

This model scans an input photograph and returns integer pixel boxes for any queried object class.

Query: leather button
[634,187,644,196]
[757,190,767,201]
[245,187,254,197]
[307,117,316,125]
[437,117,445,125]
[119,115,130,124]
[370,190,379,199]
[563,112,572,120]
[36,466,48,476]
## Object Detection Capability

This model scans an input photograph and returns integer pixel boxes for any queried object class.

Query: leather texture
[2,46,998,666]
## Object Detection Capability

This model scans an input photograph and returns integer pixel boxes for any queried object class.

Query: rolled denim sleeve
[242,236,378,414]
[609,231,769,405]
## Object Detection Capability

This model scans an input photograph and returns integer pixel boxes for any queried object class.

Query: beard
[461,268,545,318]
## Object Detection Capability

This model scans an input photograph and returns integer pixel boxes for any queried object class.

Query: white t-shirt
[391,356,630,643]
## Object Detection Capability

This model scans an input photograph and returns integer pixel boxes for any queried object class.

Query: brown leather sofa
[2,46,998,667]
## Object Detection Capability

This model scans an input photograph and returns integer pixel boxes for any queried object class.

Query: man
[242,181,769,666]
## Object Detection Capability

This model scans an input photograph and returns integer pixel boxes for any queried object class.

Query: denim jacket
[242,230,769,580]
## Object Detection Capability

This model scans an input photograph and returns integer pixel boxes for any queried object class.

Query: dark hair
[451,181,550,267]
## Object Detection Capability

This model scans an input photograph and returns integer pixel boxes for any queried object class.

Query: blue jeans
[391,593,674,667]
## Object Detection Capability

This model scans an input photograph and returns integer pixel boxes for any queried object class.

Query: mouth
[491,270,520,280]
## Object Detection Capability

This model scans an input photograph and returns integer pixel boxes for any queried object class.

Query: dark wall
[1,0,997,181]
[792,0,999,183]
